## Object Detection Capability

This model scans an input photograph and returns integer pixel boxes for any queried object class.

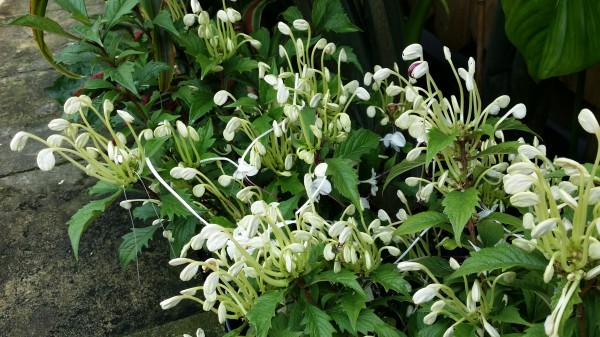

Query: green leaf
[485,212,523,228]
[171,216,197,258]
[132,202,158,221]
[477,219,505,248]
[105,61,138,95]
[67,191,121,259]
[7,14,78,39]
[302,303,336,337]
[312,0,360,33]
[359,310,406,337]
[278,194,301,220]
[312,269,366,297]
[334,129,380,161]
[488,117,539,137]
[394,211,448,236]
[88,181,120,195]
[247,290,286,337]
[160,189,202,220]
[118,224,160,268]
[426,128,459,164]
[383,155,425,190]
[492,306,531,326]
[442,187,479,244]
[143,136,169,158]
[224,55,258,73]
[325,158,360,208]
[503,0,600,80]
[369,264,411,297]
[55,0,90,24]
[450,243,548,278]
[138,61,171,85]
[338,291,367,331]
[85,78,116,90]
[104,0,140,30]
[476,141,521,157]
[153,10,180,37]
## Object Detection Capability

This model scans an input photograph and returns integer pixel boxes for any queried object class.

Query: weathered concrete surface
[0,1,222,336]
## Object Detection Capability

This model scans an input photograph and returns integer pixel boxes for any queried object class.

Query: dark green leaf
[143,136,169,158]
[476,141,521,157]
[489,117,539,137]
[85,78,116,90]
[442,187,479,244]
[302,303,336,337]
[160,189,202,220]
[171,216,197,258]
[503,0,600,80]
[7,14,78,39]
[484,212,523,228]
[88,181,120,195]
[369,264,411,297]
[132,202,158,221]
[338,291,367,331]
[55,0,90,24]
[492,306,531,326]
[138,61,171,85]
[325,158,360,208]
[477,219,505,248]
[247,290,286,337]
[312,0,360,33]
[312,269,366,297]
[153,10,180,37]
[450,243,548,278]
[394,211,448,236]
[426,128,459,164]
[67,191,121,259]
[118,224,160,268]
[224,55,258,73]
[278,194,301,219]
[104,0,140,30]
[105,61,138,95]
[334,129,380,161]
[383,155,425,191]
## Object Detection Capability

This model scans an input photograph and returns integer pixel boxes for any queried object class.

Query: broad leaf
[160,189,202,220]
[476,141,520,157]
[383,155,425,190]
[450,243,548,278]
[153,10,180,37]
[88,181,120,195]
[442,187,479,244]
[503,0,600,80]
[334,129,380,161]
[369,264,411,297]
[325,158,361,208]
[247,290,285,337]
[394,211,448,236]
[485,212,523,228]
[7,14,79,39]
[55,0,90,24]
[67,191,121,259]
[105,61,138,95]
[426,128,459,164]
[104,0,140,30]
[312,0,360,33]
[118,224,160,268]
[302,303,336,337]
[338,291,367,331]
[312,269,366,296]
[492,306,531,326]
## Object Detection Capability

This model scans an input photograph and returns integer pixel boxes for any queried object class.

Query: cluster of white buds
[10,95,143,186]
[503,109,600,336]
[182,0,260,69]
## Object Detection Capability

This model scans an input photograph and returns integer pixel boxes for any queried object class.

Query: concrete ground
[0,1,222,336]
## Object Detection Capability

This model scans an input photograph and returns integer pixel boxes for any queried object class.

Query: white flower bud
[531,218,559,239]
[397,261,425,272]
[48,118,70,131]
[510,191,539,207]
[513,238,536,252]
[293,19,310,31]
[183,13,196,27]
[449,257,460,270]
[192,184,205,197]
[402,44,423,61]
[412,284,441,304]
[218,175,232,187]
[277,22,292,35]
[160,296,182,309]
[578,108,600,134]
[214,90,230,106]
[37,148,56,171]
[10,131,29,152]
[408,61,429,80]
[373,68,393,82]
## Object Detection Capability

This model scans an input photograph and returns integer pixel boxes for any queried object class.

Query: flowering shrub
[9,0,600,336]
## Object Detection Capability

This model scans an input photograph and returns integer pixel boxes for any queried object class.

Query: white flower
[314,162,328,178]
[10,131,28,152]
[37,148,56,171]
[293,19,310,31]
[531,218,559,239]
[458,57,475,91]
[233,159,258,179]
[483,321,500,337]
[214,90,230,106]
[412,284,442,304]
[226,8,241,23]
[64,95,91,115]
[449,257,460,270]
[397,261,425,272]
[509,191,539,207]
[402,43,423,61]
[217,303,227,324]
[471,279,481,302]
[48,118,70,131]
[223,117,241,141]
[116,109,135,123]
[277,22,292,35]
[183,13,196,27]
[443,46,452,61]
[386,84,402,97]
[578,108,600,134]
[190,0,201,13]
[373,68,393,82]
[381,132,406,151]
[180,263,199,281]
[366,106,376,118]
[588,241,600,260]
[160,296,182,309]
[408,61,428,80]
[503,173,536,194]
[512,238,536,252]
[355,87,370,100]
[309,177,332,200]
[423,312,438,325]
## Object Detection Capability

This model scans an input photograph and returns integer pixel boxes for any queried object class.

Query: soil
[0,1,222,336]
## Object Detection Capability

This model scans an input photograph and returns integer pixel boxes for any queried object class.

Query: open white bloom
[233,159,258,179]
[381,132,406,151]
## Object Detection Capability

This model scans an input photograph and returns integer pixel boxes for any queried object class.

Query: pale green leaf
[426,128,459,164]
[312,269,366,297]
[442,187,479,244]
[394,211,448,236]
[450,243,548,278]
[325,158,360,208]
[247,290,286,337]
[88,181,120,195]
[493,306,531,326]
[302,303,336,337]
[334,129,380,162]
[55,0,90,24]
[476,141,520,157]
[68,191,121,259]
[118,224,160,268]
[7,15,78,39]
[160,189,203,220]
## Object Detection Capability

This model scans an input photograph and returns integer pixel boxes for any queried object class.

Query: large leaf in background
[503,0,600,80]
